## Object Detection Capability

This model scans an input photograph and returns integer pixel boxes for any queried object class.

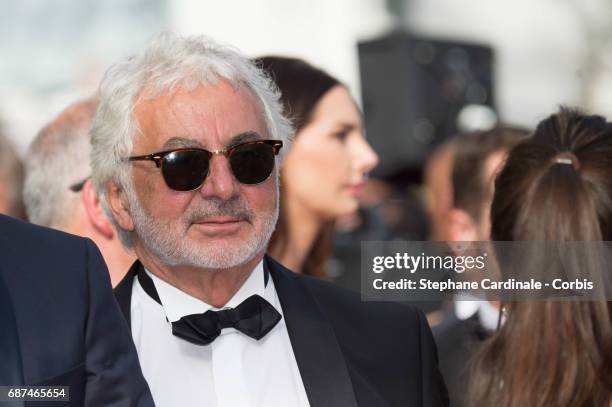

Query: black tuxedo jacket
[0,261,24,407]
[115,256,448,407]
[0,214,154,407]
[433,311,490,407]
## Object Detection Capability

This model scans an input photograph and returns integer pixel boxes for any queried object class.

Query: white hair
[24,97,97,227]
[90,32,293,246]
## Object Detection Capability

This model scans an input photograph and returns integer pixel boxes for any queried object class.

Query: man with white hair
[94,33,448,407]
[24,97,135,286]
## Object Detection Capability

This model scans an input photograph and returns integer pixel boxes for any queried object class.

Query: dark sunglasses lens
[230,143,275,184]
[162,150,209,191]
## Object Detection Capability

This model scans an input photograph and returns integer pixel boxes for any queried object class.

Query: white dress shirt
[130,260,310,407]
[454,298,504,331]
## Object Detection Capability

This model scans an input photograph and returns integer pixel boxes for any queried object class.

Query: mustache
[185,197,254,223]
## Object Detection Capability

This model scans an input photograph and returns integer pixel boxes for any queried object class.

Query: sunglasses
[125,140,283,191]
[69,176,90,192]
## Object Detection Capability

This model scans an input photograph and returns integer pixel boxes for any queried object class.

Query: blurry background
[3,0,612,154]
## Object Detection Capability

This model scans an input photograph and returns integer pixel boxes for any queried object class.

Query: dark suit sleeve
[0,273,24,407]
[417,309,449,407]
[82,239,155,407]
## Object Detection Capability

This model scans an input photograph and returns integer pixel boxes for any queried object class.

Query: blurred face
[0,175,18,217]
[282,85,379,219]
[120,81,279,269]
[424,143,456,241]
[0,181,10,215]
[477,149,508,239]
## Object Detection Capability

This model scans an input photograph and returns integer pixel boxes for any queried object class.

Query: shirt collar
[453,298,503,332]
[146,260,267,323]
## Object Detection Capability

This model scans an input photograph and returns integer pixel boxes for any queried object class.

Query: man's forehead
[134,80,267,149]
[161,131,262,150]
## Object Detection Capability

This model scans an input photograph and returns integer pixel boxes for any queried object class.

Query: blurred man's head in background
[447,126,529,241]
[0,128,25,219]
[424,139,457,241]
[24,97,135,286]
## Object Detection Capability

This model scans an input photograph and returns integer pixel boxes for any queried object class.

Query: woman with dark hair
[469,108,612,406]
[256,56,378,277]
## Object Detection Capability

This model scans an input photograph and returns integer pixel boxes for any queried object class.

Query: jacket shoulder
[298,270,423,324]
[0,215,96,283]
[264,255,425,337]
[0,214,90,254]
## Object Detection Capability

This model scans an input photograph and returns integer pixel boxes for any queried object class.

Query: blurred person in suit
[256,56,379,278]
[96,33,447,406]
[469,108,612,406]
[0,214,154,406]
[0,128,25,219]
[23,97,135,286]
[433,126,528,407]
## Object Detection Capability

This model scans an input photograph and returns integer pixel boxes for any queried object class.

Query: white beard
[126,181,279,269]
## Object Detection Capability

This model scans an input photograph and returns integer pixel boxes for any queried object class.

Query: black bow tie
[137,267,281,346]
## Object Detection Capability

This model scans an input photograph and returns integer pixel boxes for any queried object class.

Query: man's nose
[198,155,240,200]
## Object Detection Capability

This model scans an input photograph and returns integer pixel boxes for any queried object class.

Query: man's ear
[446,208,479,243]
[81,180,114,239]
[105,180,135,234]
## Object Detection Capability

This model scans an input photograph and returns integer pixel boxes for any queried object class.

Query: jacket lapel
[116,257,358,406]
[265,256,358,407]
[0,266,24,390]
[113,261,140,330]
